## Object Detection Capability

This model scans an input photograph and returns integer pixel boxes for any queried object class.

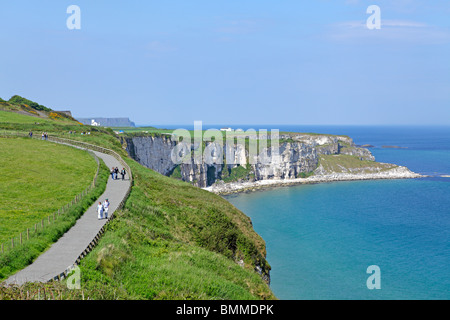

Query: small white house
[220,127,232,132]
[91,119,101,127]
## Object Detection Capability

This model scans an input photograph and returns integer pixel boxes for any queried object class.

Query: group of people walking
[111,167,126,180]
[27,131,48,140]
[97,199,110,220]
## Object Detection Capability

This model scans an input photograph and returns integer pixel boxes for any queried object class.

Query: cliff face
[125,135,176,175]
[253,142,318,180]
[123,133,376,188]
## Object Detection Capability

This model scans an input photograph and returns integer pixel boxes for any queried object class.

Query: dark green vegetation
[221,164,255,183]
[298,171,315,178]
[0,95,79,123]
[0,103,275,300]
[7,95,51,112]
[169,165,182,179]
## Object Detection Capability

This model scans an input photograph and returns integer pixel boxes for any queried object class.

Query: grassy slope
[0,110,48,124]
[0,98,79,124]
[78,162,274,299]
[0,109,275,300]
[0,138,97,243]
[98,162,272,300]
[319,154,396,173]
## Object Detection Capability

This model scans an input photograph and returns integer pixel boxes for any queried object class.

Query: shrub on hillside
[8,95,52,112]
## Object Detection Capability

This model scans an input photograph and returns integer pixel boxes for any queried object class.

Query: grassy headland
[318,154,396,173]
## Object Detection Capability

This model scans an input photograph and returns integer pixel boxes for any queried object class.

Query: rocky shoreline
[203,166,423,195]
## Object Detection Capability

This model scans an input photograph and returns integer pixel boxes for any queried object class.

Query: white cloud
[382,20,428,28]
[337,20,428,29]
[328,20,450,44]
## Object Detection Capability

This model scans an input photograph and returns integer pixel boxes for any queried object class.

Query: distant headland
[76,117,136,127]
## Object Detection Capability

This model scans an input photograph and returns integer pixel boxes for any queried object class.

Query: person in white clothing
[103,199,110,219]
[97,202,104,220]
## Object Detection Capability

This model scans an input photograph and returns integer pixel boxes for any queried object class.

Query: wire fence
[0,131,101,254]
[0,130,133,282]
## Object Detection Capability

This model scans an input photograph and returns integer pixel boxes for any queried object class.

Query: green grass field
[0,137,97,244]
[0,110,50,124]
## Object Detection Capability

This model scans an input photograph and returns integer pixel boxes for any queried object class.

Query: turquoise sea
[220,125,450,300]
[153,124,450,299]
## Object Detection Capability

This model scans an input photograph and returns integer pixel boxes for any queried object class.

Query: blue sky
[0,0,449,125]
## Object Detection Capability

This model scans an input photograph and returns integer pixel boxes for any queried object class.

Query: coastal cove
[222,125,450,300]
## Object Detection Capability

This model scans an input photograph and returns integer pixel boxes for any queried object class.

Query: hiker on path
[29,131,33,138]
[103,199,110,219]
[121,168,126,180]
[97,202,104,220]
[114,167,119,180]
[111,167,115,180]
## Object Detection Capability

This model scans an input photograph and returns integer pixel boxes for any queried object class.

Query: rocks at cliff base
[204,166,422,195]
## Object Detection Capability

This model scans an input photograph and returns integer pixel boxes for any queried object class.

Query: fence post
[11,238,14,249]
[27,228,29,240]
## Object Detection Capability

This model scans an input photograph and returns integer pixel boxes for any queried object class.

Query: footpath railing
[0,131,133,282]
